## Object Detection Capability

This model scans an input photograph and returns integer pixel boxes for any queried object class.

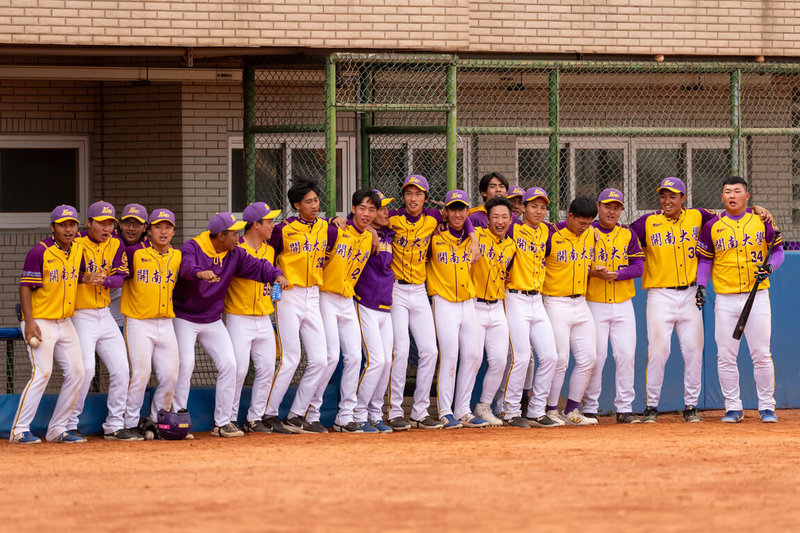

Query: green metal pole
[243,63,256,204]
[325,56,337,216]
[446,62,457,191]
[359,68,372,189]
[730,69,742,176]
[548,69,560,222]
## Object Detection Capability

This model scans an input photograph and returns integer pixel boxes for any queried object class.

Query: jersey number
[351,267,361,280]
[687,247,695,259]
[751,250,764,262]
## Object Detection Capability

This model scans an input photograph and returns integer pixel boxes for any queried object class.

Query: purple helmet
[157,409,192,440]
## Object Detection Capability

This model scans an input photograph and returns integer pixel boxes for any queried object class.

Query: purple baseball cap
[149,208,176,226]
[523,187,550,204]
[507,185,525,199]
[658,177,686,195]
[50,204,79,224]
[208,212,245,233]
[88,201,117,222]
[401,174,429,193]
[598,188,624,206]
[444,189,470,207]
[372,190,395,207]
[242,202,281,223]
[120,203,148,223]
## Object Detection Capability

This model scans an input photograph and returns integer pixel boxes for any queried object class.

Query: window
[0,136,89,228]
[229,135,355,216]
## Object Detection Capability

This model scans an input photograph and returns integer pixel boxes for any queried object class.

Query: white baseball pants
[265,285,327,419]
[354,304,393,423]
[310,292,361,425]
[585,299,636,413]
[173,318,237,428]
[388,281,439,421]
[645,288,703,408]
[715,290,775,412]
[123,317,179,428]
[432,295,481,419]
[226,313,277,423]
[11,318,85,442]
[475,300,509,405]
[503,291,558,418]
[69,307,130,434]
[544,296,597,406]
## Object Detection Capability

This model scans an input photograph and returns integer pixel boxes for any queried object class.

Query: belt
[397,279,412,285]
[508,289,539,296]
[476,298,499,304]
[665,282,696,291]
[566,294,582,299]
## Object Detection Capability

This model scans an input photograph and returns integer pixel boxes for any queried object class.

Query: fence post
[446,60,458,191]
[325,56,338,216]
[548,68,560,221]
[359,68,372,189]
[730,68,742,176]
[243,63,256,204]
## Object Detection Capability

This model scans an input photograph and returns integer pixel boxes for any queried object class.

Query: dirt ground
[3,409,800,532]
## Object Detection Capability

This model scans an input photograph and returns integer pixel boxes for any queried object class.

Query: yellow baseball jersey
[270,217,334,288]
[471,227,516,300]
[586,223,645,303]
[75,233,129,309]
[630,208,715,289]
[224,238,276,316]
[426,227,475,302]
[322,222,373,298]
[506,221,550,292]
[542,221,596,297]
[20,238,84,320]
[121,242,182,319]
[388,207,441,284]
[696,212,781,294]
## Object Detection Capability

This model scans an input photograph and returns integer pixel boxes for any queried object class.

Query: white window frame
[0,135,89,228]
[228,134,357,217]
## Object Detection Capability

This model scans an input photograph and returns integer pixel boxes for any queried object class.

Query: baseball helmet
[157,408,192,440]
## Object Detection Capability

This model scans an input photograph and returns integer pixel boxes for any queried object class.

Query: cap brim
[92,215,117,222]
[52,216,79,224]
[227,220,246,231]
[380,198,395,207]
[402,183,428,192]
[525,195,550,204]
[262,210,281,220]
[507,193,523,198]
[150,218,175,226]
[658,186,684,194]
[445,200,469,207]
[599,199,624,206]
[122,215,146,223]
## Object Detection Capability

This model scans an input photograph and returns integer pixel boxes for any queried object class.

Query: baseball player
[583,189,644,424]
[172,211,287,438]
[468,172,509,228]
[223,202,287,434]
[696,176,783,423]
[427,189,487,429]
[120,209,181,436]
[110,204,148,327]
[501,187,560,428]
[264,177,336,434]
[542,197,598,426]
[10,205,91,444]
[386,174,480,430]
[67,201,137,441]
[310,189,378,433]
[353,191,396,433]
[470,196,516,427]
[507,185,525,219]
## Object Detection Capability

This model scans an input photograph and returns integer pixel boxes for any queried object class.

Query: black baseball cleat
[615,412,641,424]
[641,406,658,423]
[683,406,703,423]
[262,415,294,434]
[583,412,599,422]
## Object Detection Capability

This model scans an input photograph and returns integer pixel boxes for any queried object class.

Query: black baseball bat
[733,230,780,340]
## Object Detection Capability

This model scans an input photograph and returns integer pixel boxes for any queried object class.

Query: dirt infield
[4,409,800,532]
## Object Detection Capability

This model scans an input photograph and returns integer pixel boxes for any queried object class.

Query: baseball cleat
[388,417,412,431]
[720,410,744,423]
[527,415,560,428]
[306,421,329,433]
[356,421,380,433]
[370,419,393,433]
[10,431,41,444]
[459,413,489,428]
[211,422,245,437]
[474,403,503,426]
[616,412,641,424]
[410,416,444,429]
[281,416,315,434]
[504,416,531,428]
[53,430,87,444]
[185,433,195,440]
[682,406,703,423]
[545,410,566,426]
[243,420,272,433]
[262,415,294,434]
[333,421,364,433]
[641,406,658,423]
[563,408,598,426]
[440,414,463,429]
[582,412,599,422]
[104,428,144,441]
[759,409,778,423]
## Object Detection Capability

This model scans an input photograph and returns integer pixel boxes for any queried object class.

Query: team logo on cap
[663,179,675,187]
[62,208,73,216]
[129,207,141,214]
[608,190,620,198]
[409,176,420,184]
[157,210,170,218]
[451,192,464,199]
[102,206,113,214]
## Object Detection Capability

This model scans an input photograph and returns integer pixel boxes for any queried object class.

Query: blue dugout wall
[2,252,799,437]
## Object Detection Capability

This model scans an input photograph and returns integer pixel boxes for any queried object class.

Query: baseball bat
[732,230,780,340]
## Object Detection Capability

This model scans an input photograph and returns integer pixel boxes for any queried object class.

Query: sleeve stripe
[696,247,714,258]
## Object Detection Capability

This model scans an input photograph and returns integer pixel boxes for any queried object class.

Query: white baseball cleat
[545,409,566,426]
[474,403,503,426]
[563,408,598,426]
